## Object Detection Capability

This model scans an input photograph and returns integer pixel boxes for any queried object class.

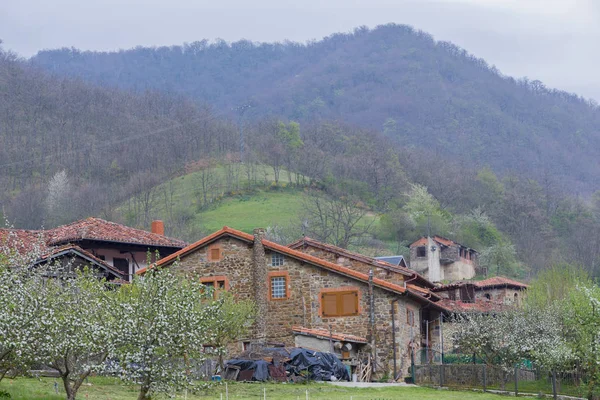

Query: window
[448,290,456,300]
[484,293,491,301]
[200,276,229,298]
[406,309,415,326]
[320,289,359,317]
[271,253,285,266]
[268,271,289,300]
[207,245,222,262]
[417,246,426,257]
[113,258,129,276]
[460,284,475,303]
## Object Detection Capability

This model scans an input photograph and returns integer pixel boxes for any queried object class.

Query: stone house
[138,227,446,380]
[409,236,478,282]
[0,218,186,282]
[433,276,528,308]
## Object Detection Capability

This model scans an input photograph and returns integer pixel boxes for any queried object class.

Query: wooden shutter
[341,292,358,316]
[322,293,338,317]
[210,248,221,261]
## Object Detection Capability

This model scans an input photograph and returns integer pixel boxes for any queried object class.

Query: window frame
[271,252,285,267]
[200,275,229,298]
[319,287,360,317]
[416,246,427,257]
[207,245,223,262]
[268,271,290,300]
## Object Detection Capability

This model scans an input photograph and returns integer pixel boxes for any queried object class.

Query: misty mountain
[32,24,600,193]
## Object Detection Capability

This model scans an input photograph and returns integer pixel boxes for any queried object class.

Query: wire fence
[412,352,591,399]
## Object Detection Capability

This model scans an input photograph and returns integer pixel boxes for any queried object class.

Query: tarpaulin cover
[287,348,350,381]
[226,347,349,382]
[225,359,270,381]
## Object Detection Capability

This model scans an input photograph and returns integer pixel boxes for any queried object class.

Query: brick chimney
[151,220,165,236]
[252,228,268,344]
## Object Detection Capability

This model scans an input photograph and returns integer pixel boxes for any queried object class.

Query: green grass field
[199,190,305,233]
[0,377,512,400]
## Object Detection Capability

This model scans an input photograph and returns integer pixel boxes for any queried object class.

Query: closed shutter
[341,292,358,316]
[210,248,221,260]
[322,293,338,317]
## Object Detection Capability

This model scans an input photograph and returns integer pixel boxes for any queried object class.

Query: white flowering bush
[565,283,600,399]
[0,265,47,381]
[109,267,222,400]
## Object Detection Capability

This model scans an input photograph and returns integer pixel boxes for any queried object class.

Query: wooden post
[440,364,444,387]
[552,370,558,400]
[514,365,518,397]
[482,364,487,392]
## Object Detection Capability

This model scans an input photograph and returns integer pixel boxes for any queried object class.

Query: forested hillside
[32,24,600,193]
[3,38,600,280]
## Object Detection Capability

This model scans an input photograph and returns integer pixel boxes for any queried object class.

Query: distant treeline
[1,39,600,278]
[31,23,600,193]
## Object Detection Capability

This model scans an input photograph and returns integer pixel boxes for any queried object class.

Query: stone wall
[295,244,406,285]
[169,234,423,379]
[476,287,523,305]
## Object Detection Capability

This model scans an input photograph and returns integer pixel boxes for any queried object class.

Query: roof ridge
[143,226,407,295]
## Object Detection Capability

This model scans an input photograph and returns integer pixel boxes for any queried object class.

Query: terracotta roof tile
[433,276,528,292]
[475,276,528,289]
[410,235,478,252]
[140,227,408,295]
[2,218,186,253]
[288,237,434,288]
[45,217,186,248]
[0,228,49,254]
[292,326,368,344]
[437,298,510,313]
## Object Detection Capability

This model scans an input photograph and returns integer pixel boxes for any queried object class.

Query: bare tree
[301,191,374,249]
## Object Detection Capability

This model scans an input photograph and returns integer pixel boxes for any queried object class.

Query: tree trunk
[138,376,152,400]
[62,374,75,400]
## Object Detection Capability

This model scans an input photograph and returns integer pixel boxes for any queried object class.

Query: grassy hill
[33,24,600,193]
[121,163,384,251]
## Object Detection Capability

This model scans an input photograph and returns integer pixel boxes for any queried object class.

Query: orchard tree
[110,267,221,400]
[210,292,256,370]
[36,268,116,400]
[0,266,47,381]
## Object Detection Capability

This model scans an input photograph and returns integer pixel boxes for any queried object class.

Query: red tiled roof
[139,227,408,295]
[288,237,412,276]
[288,237,434,289]
[2,218,186,252]
[433,276,527,292]
[437,298,510,313]
[475,276,528,289]
[292,326,368,344]
[0,228,49,254]
[406,284,441,301]
[410,235,477,252]
[45,217,186,248]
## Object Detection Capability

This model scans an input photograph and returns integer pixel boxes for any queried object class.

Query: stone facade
[409,236,477,283]
[168,232,428,379]
[291,242,407,285]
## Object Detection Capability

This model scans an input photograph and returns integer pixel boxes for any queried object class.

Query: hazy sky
[2,0,599,100]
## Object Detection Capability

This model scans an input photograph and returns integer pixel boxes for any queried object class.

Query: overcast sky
[1,0,599,100]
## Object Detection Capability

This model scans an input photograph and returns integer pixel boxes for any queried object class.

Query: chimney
[252,228,268,344]
[151,220,165,236]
